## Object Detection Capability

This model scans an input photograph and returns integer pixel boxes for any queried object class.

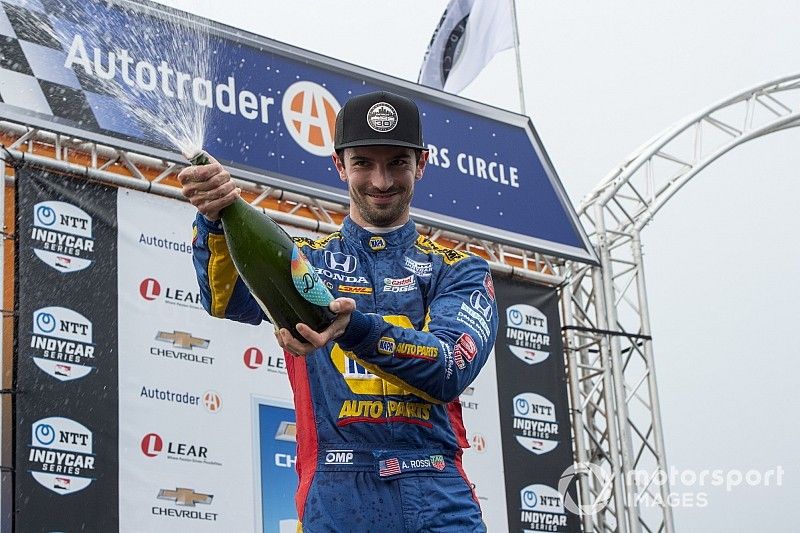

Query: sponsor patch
[414,235,470,265]
[377,453,449,477]
[368,236,386,251]
[324,250,357,273]
[377,336,395,355]
[338,285,373,295]
[403,256,432,277]
[383,275,417,293]
[324,449,354,465]
[367,102,398,132]
[394,342,438,361]
[453,333,477,370]
[430,454,446,471]
[483,272,495,301]
[470,290,493,320]
[337,399,431,426]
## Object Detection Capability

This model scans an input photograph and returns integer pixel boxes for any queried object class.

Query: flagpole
[510,0,526,115]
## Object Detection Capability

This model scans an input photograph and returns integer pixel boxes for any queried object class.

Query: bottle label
[291,245,334,307]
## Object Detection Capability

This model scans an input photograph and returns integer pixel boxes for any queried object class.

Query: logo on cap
[367,102,398,132]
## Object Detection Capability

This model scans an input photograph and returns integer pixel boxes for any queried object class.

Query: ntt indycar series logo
[520,484,569,532]
[512,392,560,455]
[30,201,95,273]
[505,304,551,365]
[28,417,96,495]
[30,307,95,382]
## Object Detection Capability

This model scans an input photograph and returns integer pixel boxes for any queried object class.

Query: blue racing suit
[192,214,499,532]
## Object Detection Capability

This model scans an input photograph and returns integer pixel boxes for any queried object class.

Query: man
[179,91,498,532]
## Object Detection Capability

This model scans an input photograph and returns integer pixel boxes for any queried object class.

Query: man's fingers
[330,297,356,314]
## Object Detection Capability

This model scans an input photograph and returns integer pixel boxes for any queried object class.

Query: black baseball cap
[334,91,425,151]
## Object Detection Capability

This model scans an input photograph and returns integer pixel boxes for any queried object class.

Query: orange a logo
[282,81,340,156]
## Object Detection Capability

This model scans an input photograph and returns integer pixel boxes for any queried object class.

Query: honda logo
[324,250,357,273]
[469,290,493,320]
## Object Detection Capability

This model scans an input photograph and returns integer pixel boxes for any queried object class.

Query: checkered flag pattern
[0,0,142,135]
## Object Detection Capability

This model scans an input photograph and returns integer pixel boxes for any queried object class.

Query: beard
[349,182,414,227]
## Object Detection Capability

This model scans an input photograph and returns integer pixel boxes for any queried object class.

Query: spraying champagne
[187,150,336,341]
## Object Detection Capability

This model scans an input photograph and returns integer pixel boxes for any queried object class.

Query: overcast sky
[156,1,798,530]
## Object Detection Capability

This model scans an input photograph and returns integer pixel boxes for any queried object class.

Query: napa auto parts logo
[505,303,551,365]
[30,201,94,273]
[30,306,95,382]
[512,392,560,455]
[282,81,341,156]
[28,417,95,495]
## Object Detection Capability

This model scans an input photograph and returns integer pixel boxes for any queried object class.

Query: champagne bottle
[188,150,336,341]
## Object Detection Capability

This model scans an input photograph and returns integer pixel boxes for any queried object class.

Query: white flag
[418,0,515,94]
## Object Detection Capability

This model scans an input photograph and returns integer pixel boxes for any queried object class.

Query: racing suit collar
[341,216,418,250]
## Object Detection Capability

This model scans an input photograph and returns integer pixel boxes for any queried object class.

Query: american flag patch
[379,458,401,477]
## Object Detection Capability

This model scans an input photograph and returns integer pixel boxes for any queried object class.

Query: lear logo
[243,347,264,369]
[324,250,357,273]
[156,331,209,350]
[140,278,161,300]
[157,487,213,507]
[203,391,222,413]
[282,81,340,156]
[141,433,164,457]
[31,201,94,273]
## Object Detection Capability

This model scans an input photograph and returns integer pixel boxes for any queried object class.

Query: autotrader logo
[558,462,613,516]
[282,81,341,156]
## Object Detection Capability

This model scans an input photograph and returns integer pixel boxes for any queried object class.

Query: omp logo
[512,392,559,455]
[324,250,357,273]
[155,331,209,350]
[520,484,568,530]
[324,450,354,465]
[140,278,161,300]
[282,81,340,156]
[505,303,550,365]
[28,417,95,495]
[30,307,95,382]
[30,201,94,273]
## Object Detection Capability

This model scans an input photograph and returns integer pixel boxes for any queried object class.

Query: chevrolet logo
[155,331,209,350]
[157,487,213,507]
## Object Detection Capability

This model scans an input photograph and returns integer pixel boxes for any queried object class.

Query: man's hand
[177,153,240,221]
[275,298,356,355]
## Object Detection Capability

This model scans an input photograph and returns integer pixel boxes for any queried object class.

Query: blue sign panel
[0,0,595,261]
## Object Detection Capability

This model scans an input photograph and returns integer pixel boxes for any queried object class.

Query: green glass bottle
[188,150,336,341]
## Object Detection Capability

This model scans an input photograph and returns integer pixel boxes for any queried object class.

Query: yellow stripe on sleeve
[207,233,240,317]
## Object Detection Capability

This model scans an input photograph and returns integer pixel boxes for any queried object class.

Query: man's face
[333,145,427,228]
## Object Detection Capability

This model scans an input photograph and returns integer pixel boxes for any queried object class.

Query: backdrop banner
[13,167,582,532]
[493,276,582,532]
[15,164,120,532]
[0,0,594,261]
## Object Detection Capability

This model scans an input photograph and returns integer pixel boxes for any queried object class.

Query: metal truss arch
[563,73,800,533]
